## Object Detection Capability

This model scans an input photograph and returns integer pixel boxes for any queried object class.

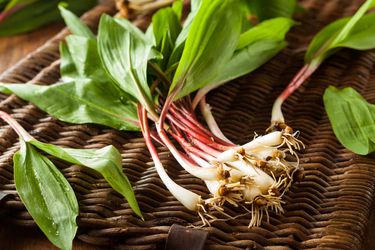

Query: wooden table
[0,23,62,74]
[0,16,375,250]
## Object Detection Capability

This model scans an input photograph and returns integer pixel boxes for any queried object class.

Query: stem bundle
[139,92,304,227]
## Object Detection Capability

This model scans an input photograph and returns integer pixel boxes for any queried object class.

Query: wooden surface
[0,23,63,74]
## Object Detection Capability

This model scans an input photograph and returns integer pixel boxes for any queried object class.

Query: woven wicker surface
[0,0,374,249]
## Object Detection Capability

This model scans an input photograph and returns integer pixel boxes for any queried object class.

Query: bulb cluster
[194,130,304,227]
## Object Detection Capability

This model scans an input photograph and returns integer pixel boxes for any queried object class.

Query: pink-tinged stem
[150,130,164,146]
[188,153,212,169]
[138,105,200,211]
[166,113,227,152]
[0,4,27,23]
[179,152,212,170]
[118,115,140,127]
[179,103,198,120]
[170,103,234,147]
[168,105,233,149]
[157,123,218,180]
[169,105,213,138]
[156,102,219,180]
[271,62,320,123]
[192,85,215,110]
[188,135,221,157]
[169,130,216,162]
[158,93,175,129]
[166,111,210,141]
[168,121,216,161]
[199,96,234,145]
[0,111,33,141]
[157,122,201,168]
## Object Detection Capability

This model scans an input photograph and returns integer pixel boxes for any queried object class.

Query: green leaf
[14,140,78,250]
[152,7,181,69]
[0,36,139,131]
[60,43,79,81]
[323,86,375,155]
[172,0,183,20]
[190,0,202,12]
[0,0,97,36]
[98,15,154,111]
[245,0,296,21]
[305,0,375,63]
[0,81,139,130]
[170,0,243,99]
[215,40,286,86]
[237,17,295,50]
[336,13,375,50]
[3,0,36,11]
[59,5,95,39]
[200,17,293,94]
[167,0,203,69]
[29,140,143,219]
[0,0,10,10]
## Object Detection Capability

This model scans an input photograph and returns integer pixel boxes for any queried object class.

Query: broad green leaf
[98,15,154,110]
[172,0,183,20]
[152,7,181,69]
[60,43,79,81]
[304,18,348,62]
[238,3,253,33]
[190,0,202,12]
[214,40,286,86]
[0,0,97,36]
[170,0,243,99]
[29,140,143,219]
[0,81,139,130]
[0,36,139,131]
[14,140,78,250]
[167,0,203,68]
[214,17,295,84]
[323,86,375,155]
[245,0,296,21]
[336,13,375,50]
[305,0,375,63]
[199,18,294,96]
[59,5,95,39]
[237,17,295,50]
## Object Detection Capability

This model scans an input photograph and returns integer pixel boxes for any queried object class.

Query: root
[190,125,304,228]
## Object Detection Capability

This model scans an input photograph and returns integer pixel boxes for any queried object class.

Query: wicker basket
[0,0,374,249]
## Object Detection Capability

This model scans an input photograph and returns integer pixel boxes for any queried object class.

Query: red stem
[169,105,213,138]
[170,103,234,147]
[166,111,210,140]
[169,130,216,162]
[0,4,27,23]
[279,62,319,102]
[150,130,164,146]
[200,96,233,145]
[187,135,221,157]
[0,111,33,141]
[167,113,229,152]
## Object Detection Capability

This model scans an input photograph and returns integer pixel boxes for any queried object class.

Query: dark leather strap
[165,224,208,250]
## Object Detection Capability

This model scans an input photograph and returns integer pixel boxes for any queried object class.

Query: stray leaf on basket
[324,86,375,155]
[0,110,142,250]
